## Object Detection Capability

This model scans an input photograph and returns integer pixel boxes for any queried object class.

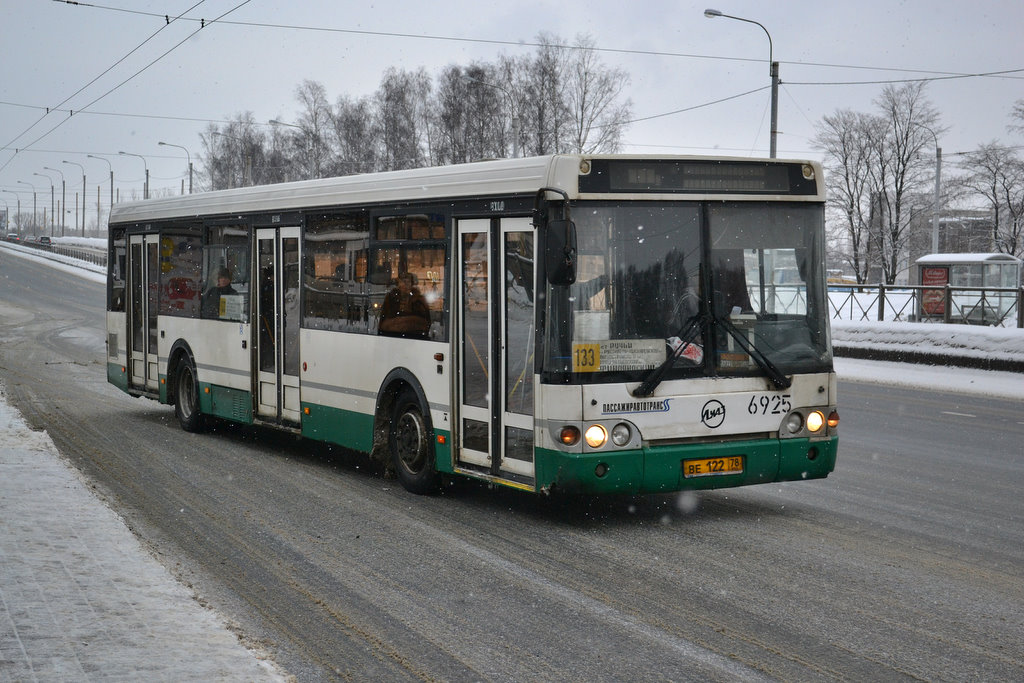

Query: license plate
[682,456,744,478]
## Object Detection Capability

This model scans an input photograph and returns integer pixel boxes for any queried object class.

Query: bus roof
[108,154,824,225]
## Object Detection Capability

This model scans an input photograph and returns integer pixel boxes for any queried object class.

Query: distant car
[5,233,19,242]
[38,236,52,248]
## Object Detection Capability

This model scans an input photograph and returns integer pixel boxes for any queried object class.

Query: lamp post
[461,76,520,158]
[118,151,149,199]
[704,8,779,158]
[62,160,87,234]
[88,154,115,219]
[17,181,38,233]
[914,124,942,253]
[1,190,20,232]
[158,141,193,193]
[33,173,56,234]
[212,132,252,186]
[43,166,66,236]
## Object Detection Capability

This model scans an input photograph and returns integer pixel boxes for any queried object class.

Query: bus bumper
[535,436,838,495]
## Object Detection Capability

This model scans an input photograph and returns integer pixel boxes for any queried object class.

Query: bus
[106,155,839,496]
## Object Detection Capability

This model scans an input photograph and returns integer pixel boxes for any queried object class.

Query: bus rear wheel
[174,359,205,433]
[389,389,439,494]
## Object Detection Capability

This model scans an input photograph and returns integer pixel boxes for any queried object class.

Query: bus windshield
[543,201,832,383]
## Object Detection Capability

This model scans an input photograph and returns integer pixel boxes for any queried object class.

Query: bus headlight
[610,423,632,446]
[806,410,825,433]
[584,424,608,448]
[784,412,804,434]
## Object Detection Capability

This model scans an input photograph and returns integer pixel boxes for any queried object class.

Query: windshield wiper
[632,313,791,397]
[717,316,792,390]
[632,313,705,397]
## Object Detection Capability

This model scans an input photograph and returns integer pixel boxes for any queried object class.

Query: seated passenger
[378,273,431,339]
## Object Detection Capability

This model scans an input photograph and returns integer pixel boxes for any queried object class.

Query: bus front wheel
[174,359,205,433]
[389,389,439,494]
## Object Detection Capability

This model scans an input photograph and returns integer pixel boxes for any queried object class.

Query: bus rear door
[127,233,160,392]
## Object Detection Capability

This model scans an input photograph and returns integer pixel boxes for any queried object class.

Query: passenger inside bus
[202,267,238,317]
[378,273,431,339]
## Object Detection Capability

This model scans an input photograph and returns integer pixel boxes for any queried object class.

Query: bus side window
[302,213,371,333]
[202,225,250,322]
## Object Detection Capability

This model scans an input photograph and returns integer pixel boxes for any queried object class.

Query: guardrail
[6,239,107,268]
[829,284,1024,328]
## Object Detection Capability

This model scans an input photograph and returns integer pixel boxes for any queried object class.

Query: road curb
[832,343,1024,374]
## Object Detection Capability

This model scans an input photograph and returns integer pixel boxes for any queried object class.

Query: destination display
[579,159,819,195]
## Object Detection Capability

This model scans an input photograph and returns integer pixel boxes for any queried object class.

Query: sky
[2,0,1023,228]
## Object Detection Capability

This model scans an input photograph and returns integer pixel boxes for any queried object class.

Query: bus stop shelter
[916,252,1022,324]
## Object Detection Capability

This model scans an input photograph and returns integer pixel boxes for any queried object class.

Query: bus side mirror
[546,218,577,286]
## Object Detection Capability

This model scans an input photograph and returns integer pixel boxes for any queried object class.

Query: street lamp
[118,151,149,200]
[62,160,87,234]
[461,75,520,158]
[910,123,943,253]
[88,154,115,216]
[212,132,252,186]
[33,172,56,234]
[43,166,67,236]
[1,190,21,232]
[17,180,38,233]
[158,141,193,193]
[704,8,779,158]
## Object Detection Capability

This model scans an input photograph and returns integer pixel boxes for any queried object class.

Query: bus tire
[174,359,205,433]
[389,388,439,494]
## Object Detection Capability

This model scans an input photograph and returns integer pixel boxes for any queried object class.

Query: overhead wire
[2,1,206,165]
[0,1,255,174]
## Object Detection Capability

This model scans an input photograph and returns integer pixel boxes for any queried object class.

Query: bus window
[202,225,250,321]
[158,233,202,318]
[302,213,371,332]
[370,213,448,341]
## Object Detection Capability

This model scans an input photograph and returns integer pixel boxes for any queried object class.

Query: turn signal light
[827,410,840,429]
[559,426,581,446]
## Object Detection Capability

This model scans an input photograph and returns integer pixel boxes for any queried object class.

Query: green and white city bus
[106,155,839,495]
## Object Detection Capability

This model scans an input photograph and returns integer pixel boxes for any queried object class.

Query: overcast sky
[2,0,1021,223]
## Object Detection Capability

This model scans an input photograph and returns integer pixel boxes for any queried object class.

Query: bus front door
[255,227,302,424]
[127,234,160,393]
[457,218,536,488]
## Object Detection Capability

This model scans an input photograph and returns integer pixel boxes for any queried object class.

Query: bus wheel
[174,359,205,433]
[389,389,439,494]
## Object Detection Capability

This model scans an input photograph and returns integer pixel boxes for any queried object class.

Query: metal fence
[10,240,107,268]
[829,284,1024,328]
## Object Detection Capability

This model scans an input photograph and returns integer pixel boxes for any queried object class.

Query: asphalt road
[2,252,1022,681]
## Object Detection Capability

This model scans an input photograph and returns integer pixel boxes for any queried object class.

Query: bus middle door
[255,227,301,424]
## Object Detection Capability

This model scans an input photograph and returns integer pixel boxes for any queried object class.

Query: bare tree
[292,79,334,179]
[814,109,883,283]
[332,94,378,175]
[375,67,428,171]
[200,112,264,190]
[869,83,943,283]
[520,32,570,155]
[960,142,1024,257]
[564,34,632,154]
